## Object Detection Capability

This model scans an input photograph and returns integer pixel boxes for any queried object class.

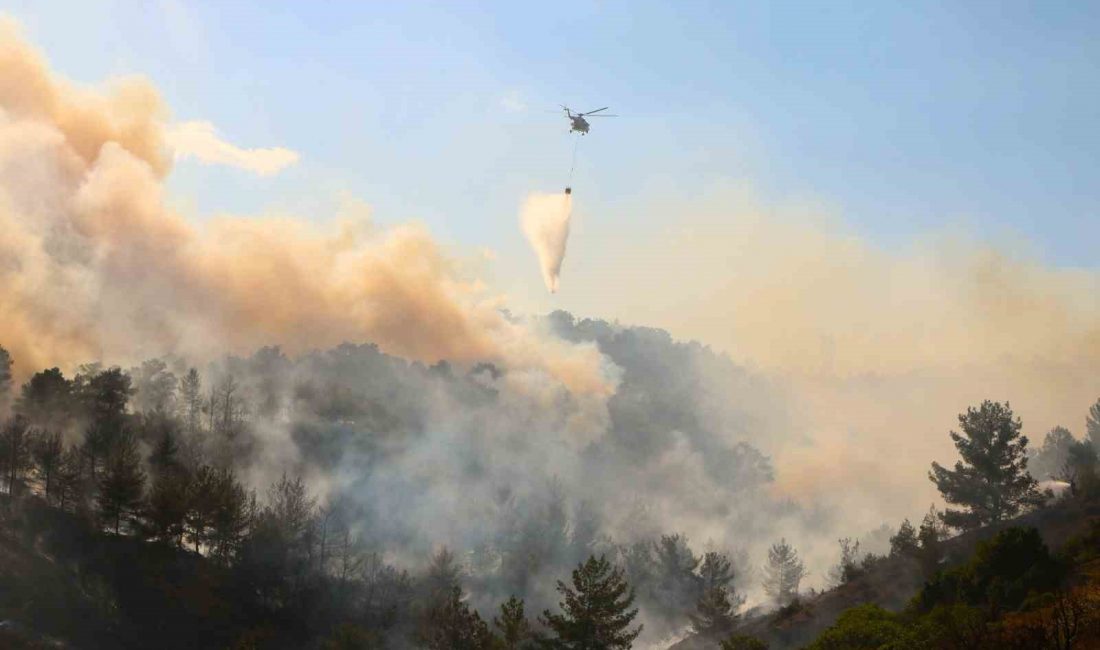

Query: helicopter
[560,106,617,134]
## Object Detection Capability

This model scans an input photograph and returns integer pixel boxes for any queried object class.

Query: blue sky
[8,0,1100,272]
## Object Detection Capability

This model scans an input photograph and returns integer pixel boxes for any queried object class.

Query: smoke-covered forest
[2,315,1099,649]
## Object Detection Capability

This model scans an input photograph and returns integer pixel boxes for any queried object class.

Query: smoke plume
[558,188,1100,537]
[0,20,611,404]
[520,191,572,293]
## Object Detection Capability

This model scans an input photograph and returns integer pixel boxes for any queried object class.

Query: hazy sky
[6,0,1099,314]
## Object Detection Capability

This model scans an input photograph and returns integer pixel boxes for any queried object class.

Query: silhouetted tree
[56,446,86,512]
[147,467,190,545]
[1055,437,1099,497]
[1087,398,1100,452]
[0,345,11,414]
[130,358,177,415]
[148,424,181,476]
[418,585,494,650]
[0,415,33,494]
[539,555,642,649]
[916,505,948,579]
[889,519,919,558]
[691,585,740,641]
[267,472,316,554]
[358,552,414,632]
[651,533,702,626]
[690,551,743,640]
[423,546,463,607]
[1029,426,1079,481]
[16,367,74,431]
[619,540,655,600]
[699,551,736,591]
[32,430,64,502]
[80,367,134,479]
[97,431,146,534]
[829,537,863,585]
[179,368,202,434]
[762,539,806,607]
[929,401,1044,530]
[79,366,133,426]
[209,468,253,561]
[494,595,535,649]
[214,374,246,439]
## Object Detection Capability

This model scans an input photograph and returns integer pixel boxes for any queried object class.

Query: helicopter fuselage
[569,115,590,134]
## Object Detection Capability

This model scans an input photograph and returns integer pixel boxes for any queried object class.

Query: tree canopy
[929,401,1044,530]
[539,555,642,649]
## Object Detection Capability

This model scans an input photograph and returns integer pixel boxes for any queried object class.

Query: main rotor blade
[587,114,618,117]
[580,107,609,115]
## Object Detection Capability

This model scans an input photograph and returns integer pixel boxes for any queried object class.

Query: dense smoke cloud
[0,20,610,404]
[558,190,1100,535]
[520,191,572,293]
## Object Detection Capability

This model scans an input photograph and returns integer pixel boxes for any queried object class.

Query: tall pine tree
[1087,398,1100,451]
[32,430,64,503]
[762,539,806,607]
[690,551,743,640]
[0,345,13,415]
[494,595,536,649]
[929,401,1044,530]
[418,585,495,650]
[540,555,642,649]
[97,431,146,534]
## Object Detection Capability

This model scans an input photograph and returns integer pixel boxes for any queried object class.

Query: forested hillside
[1,319,1099,649]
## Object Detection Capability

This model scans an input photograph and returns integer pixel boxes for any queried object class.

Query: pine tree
[762,539,806,607]
[56,446,86,512]
[0,415,33,495]
[179,368,202,435]
[147,467,191,545]
[494,595,535,649]
[32,430,64,503]
[916,505,947,578]
[424,546,463,606]
[419,585,495,650]
[185,465,218,552]
[888,519,919,558]
[828,538,863,585]
[1087,398,1100,451]
[149,426,181,475]
[699,551,736,591]
[929,401,1044,530]
[16,368,74,431]
[209,468,252,561]
[539,555,642,649]
[0,345,12,414]
[1028,426,1078,480]
[80,367,134,480]
[691,586,740,640]
[652,533,702,625]
[690,551,744,640]
[97,431,147,534]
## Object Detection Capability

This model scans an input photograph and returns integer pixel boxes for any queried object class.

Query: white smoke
[520,191,572,293]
